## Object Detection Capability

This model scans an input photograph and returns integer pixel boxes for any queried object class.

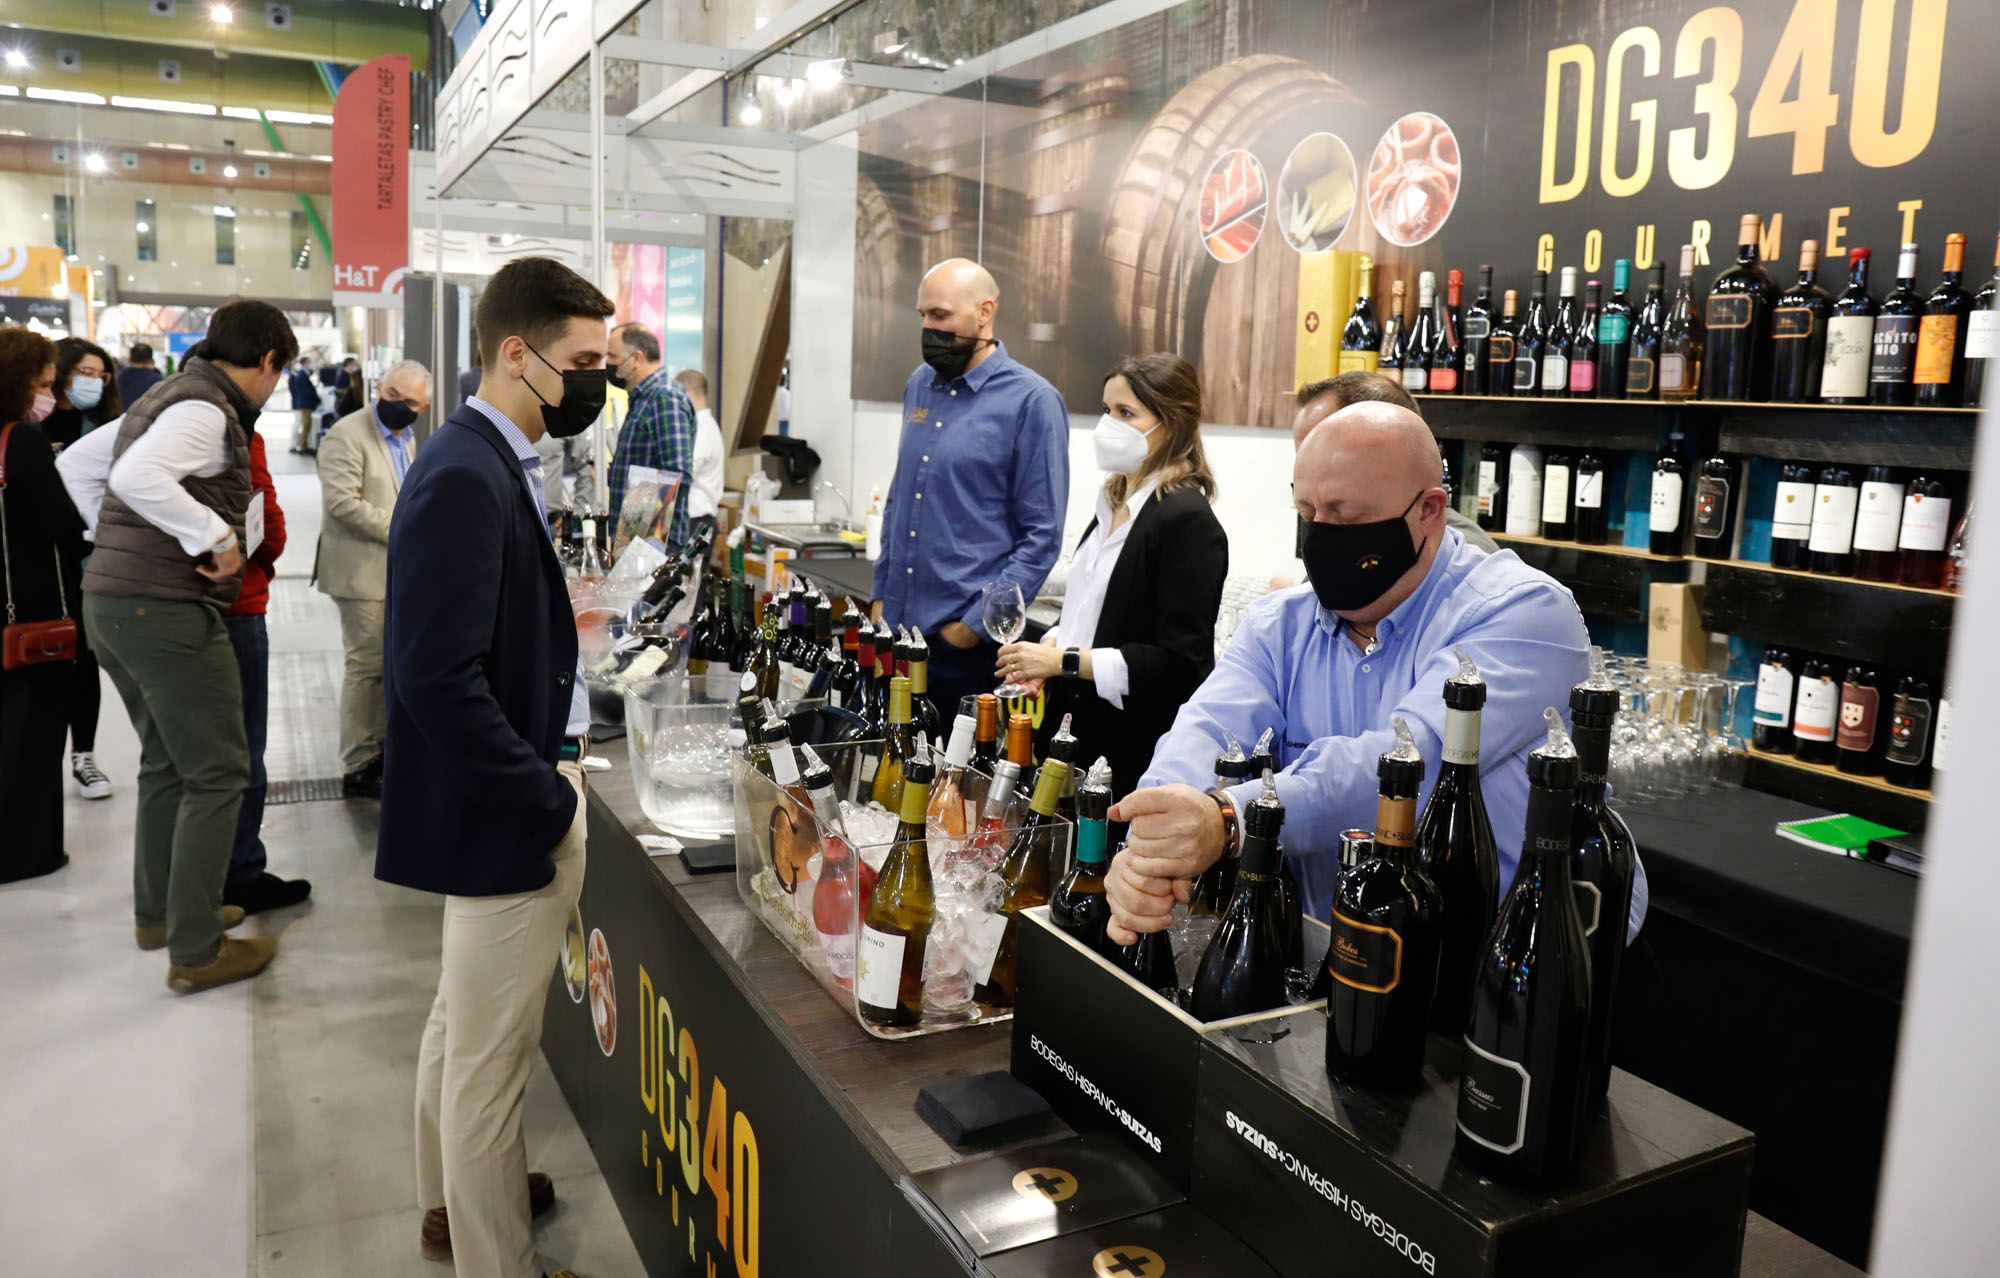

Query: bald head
[1293,402,1449,622]
[917,258,1000,346]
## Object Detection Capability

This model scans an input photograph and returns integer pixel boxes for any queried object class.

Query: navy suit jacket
[375,404,580,897]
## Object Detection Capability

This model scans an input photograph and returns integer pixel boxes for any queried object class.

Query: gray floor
[0,441,644,1277]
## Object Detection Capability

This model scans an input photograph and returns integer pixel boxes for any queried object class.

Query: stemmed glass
[982,580,1034,698]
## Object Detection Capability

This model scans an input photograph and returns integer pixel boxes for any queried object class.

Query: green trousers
[84,594,248,966]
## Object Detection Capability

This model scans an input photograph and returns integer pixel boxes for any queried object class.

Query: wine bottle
[1455,710,1592,1184]
[685,579,716,682]
[1005,711,1034,769]
[1052,758,1115,954]
[1915,232,1973,406]
[1188,771,1293,1022]
[1504,443,1545,538]
[1752,646,1797,754]
[1835,666,1887,777]
[1417,654,1499,1040]
[804,595,839,700]
[1964,234,2000,408]
[1820,247,1878,404]
[971,692,1001,768]
[907,630,943,744]
[1571,451,1608,545]
[1329,719,1444,1087]
[1870,243,1923,406]
[1660,244,1705,400]
[852,621,880,728]
[1045,713,1082,881]
[804,745,875,986]
[1338,253,1384,373]
[927,712,977,851]
[1540,448,1574,542]
[1192,734,1252,917]
[1569,280,1602,396]
[1430,270,1463,393]
[1882,675,1937,791]
[870,675,915,810]
[1241,728,1305,975]
[1691,455,1737,560]
[1624,262,1666,398]
[1771,239,1833,401]
[1487,290,1519,395]
[763,716,819,896]
[973,758,1071,1008]
[1515,270,1550,394]
[1402,272,1439,394]
[1808,464,1860,577]
[1791,658,1841,765]
[1543,267,1578,398]
[1116,911,1180,997]
[1570,667,1636,1104]
[1475,441,1511,532]
[1649,431,1688,556]
[1462,265,1496,393]
[748,598,783,702]
[1770,461,1817,569]
[1379,278,1408,379]
[1897,475,1955,589]
[1595,258,1636,399]
[1703,214,1778,400]
[858,750,937,1027]
[966,758,1022,871]
[1852,465,1905,583]
[1945,501,1972,592]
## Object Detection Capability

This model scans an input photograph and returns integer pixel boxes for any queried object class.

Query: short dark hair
[613,321,661,363]
[192,298,298,370]
[1296,370,1420,416]
[477,257,614,366]
[128,342,155,364]
[56,337,123,422]
[0,328,56,424]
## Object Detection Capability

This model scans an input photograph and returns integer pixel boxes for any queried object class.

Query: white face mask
[1093,412,1157,475]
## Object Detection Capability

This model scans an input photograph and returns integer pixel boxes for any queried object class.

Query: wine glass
[982,580,1035,698]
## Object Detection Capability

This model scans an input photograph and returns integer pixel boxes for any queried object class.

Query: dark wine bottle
[1116,910,1180,997]
[1402,272,1439,394]
[1914,232,1973,406]
[1571,451,1608,545]
[1624,261,1666,398]
[1882,675,1937,791]
[1052,758,1114,955]
[1897,474,1955,589]
[1870,243,1923,406]
[1340,253,1384,373]
[1649,430,1688,556]
[1188,771,1293,1022]
[1191,735,1252,917]
[1964,234,2000,408]
[1475,441,1511,532]
[1808,463,1859,577]
[973,757,1071,1008]
[1330,719,1444,1087]
[1430,270,1464,393]
[1835,666,1887,777]
[1570,670,1636,1104]
[1487,290,1519,395]
[971,692,1000,769]
[858,752,937,1027]
[1462,264,1496,394]
[1659,244,1705,400]
[1820,247,1877,404]
[1791,658,1841,765]
[1691,455,1737,560]
[1417,656,1498,1040]
[1771,239,1832,401]
[1752,646,1797,754]
[907,629,943,745]
[1703,213,1778,400]
[1379,278,1408,379]
[1515,270,1550,395]
[1540,448,1574,542]
[1455,710,1592,1185]
[1595,258,1635,400]
[1542,267,1577,398]
[1852,465,1905,583]
[1569,280,1601,396]
[1769,461,1817,569]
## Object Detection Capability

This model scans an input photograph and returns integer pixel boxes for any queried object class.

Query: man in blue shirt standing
[1106,401,1646,945]
[872,258,1070,720]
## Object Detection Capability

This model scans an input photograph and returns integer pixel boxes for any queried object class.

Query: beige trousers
[332,596,386,774]
[414,764,588,1278]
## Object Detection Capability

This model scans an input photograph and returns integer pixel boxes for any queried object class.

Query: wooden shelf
[1745,745,1932,803]
[1712,556,1958,600]
[1488,531,1685,563]
[1702,561,1955,670]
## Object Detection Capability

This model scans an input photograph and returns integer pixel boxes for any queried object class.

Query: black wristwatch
[1062,647,1081,678]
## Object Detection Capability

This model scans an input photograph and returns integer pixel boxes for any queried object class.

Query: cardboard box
[1647,581,1709,672]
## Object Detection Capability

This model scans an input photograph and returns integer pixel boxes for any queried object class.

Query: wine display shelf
[1702,561,1955,672]
[1487,531,1685,562]
[1716,556,1958,600]
[1744,745,1934,804]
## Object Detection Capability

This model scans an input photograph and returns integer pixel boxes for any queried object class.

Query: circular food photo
[1366,112,1462,247]
[1277,132,1358,253]
[1196,147,1268,264]
[559,904,586,1004]
[586,927,617,1057]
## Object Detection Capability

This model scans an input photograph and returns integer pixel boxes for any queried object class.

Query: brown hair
[476,257,614,366]
[0,328,57,425]
[1297,370,1420,416]
[1103,352,1216,506]
[56,337,122,423]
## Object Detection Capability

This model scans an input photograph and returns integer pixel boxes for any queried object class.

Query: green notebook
[1774,813,1909,857]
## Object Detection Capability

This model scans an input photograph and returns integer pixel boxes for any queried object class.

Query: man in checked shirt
[604,321,698,547]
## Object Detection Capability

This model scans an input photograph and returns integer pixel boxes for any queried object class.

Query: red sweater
[224,429,285,616]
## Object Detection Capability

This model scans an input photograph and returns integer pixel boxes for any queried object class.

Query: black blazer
[375,405,580,897]
[1043,484,1228,801]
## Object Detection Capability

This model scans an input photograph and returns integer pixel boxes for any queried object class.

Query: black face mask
[606,352,631,391]
[377,396,419,433]
[523,341,609,438]
[1300,491,1428,613]
[921,327,992,382]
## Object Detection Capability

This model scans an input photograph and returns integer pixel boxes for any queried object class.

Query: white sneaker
[72,752,112,800]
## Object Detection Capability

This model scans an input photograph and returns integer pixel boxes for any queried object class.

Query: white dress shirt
[1051,476,1158,710]
[55,402,234,554]
[689,407,725,520]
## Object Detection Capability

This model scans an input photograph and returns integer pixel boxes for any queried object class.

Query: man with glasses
[315,359,432,799]
[604,322,697,548]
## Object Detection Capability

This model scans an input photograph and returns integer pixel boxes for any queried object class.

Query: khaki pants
[294,408,314,451]
[414,764,587,1278]
[332,596,386,774]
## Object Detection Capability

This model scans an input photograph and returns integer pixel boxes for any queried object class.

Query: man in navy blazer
[377,256,612,1278]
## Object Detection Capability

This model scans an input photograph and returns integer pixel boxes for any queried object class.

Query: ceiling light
[26,87,108,105]
[83,152,107,173]
[738,97,762,126]
[136,221,151,233]
[4,49,27,70]
[223,163,239,178]
[215,206,236,218]
[211,4,233,24]
[804,58,846,90]
[111,95,219,115]
[262,109,333,125]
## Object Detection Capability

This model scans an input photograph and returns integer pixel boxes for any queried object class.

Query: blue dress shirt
[872,343,1069,637]
[376,404,414,487]
[1140,528,1648,941]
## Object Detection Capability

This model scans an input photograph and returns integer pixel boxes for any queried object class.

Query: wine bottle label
[1076,818,1108,868]
[1808,485,1859,554]
[1375,795,1417,847]
[1457,1038,1531,1155]
[1754,663,1795,727]
[1476,460,1500,515]
[1573,470,1605,509]
[626,645,671,682]
[1542,352,1569,388]
[1822,316,1875,397]
[1772,481,1815,540]
[1488,333,1516,370]
[1773,305,1818,340]
[1693,474,1731,540]
[1899,493,1952,551]
[1852,481,1905,552]
[1568,358,1596,393]
[966,911,1010,986]
[1573,880,1603,938]
[1442,707,1481,765]
[1464,315,1491,339]
[1914,314,1960,385]
[1885,695,1933,766]
[1337,350,1380,374]
[1626,356,1656,394]
[1793,677,1839,741]
[856,926,909,1010]
[1401,366,1429,391]
[1431,367,1460,392]
[1649,472,1684,533]
[1934,697,1953,772]
[1328,910,1404,995]
[1706,294,1753,330]
[1597,312,1630,343]
[858,751,881,787]
[1966,310,2000,359]
[1871,315,1920,382]
[1660,352,1689,392]
[1514,352,1539,389]
[770,743,800,786]
[1541,465,1572,524]
[820,926,856,980]
[1505,465,1542,536]
[1836,683,1881,753]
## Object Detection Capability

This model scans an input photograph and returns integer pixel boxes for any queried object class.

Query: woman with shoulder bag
[1,327,88,882]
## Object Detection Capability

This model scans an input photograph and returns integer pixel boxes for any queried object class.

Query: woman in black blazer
[997,353,1227,801]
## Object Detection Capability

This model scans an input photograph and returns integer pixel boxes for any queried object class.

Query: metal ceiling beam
[623,0,869,130]
[598,36,746,73]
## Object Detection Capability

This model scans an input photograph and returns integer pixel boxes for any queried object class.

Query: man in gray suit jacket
[316,360,431,798]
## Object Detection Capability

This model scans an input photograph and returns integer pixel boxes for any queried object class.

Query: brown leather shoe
[166,935,277,993]
[137,906,246,951]
[419,1172,556,1261]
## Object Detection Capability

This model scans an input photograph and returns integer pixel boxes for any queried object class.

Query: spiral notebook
[1774,813,1908,858]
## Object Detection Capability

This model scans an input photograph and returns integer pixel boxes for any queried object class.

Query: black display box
[1193,1022,1756,1277]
